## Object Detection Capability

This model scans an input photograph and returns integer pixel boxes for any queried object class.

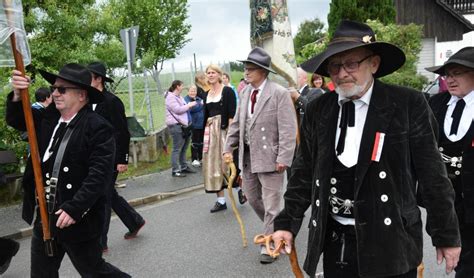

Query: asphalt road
[4,190,456,277]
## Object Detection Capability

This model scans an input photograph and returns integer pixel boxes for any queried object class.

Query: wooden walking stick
[223,156,248,247]
[3,0,55,256]
[254,234,303,278]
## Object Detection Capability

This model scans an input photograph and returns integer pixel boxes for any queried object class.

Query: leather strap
[47,126,74,214]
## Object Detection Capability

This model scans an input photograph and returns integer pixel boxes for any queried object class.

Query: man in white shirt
[271,20,461,278]
[426,47,474,278]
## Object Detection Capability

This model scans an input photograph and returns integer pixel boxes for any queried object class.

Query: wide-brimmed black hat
[87,61,114,83]
[238,47,276,74]
[425,47,474,75]
[39,63,103,103]
[301,20,406,78]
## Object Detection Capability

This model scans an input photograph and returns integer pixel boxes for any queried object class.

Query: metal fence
[109,62,232,134]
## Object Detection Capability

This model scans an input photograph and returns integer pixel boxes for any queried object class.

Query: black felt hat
[301,20,406,78]
[425,47,474,75]
[87,61,114,83]
[39,63,103,103]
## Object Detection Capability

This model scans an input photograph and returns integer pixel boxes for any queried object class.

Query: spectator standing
[195,71,210,101]
[165,80,197,177]
[31,87,52,110]
[184,85,205,167]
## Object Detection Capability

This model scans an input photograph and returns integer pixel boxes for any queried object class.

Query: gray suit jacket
[224,80,297,173]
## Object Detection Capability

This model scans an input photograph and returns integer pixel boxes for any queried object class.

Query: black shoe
[238,189,247,204]
[210,202,227,213]
[181,167,196,173]
[260,253,277,264]
[0,240,19,275]
[124,220,146,239]
[172,171,186,177]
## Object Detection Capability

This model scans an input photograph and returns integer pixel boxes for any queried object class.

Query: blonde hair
[205,64,223,84]
[195,71,210,92]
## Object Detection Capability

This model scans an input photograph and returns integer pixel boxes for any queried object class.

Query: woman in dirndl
[202,64,236,213]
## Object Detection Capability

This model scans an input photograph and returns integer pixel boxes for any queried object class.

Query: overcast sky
[163,0,331,72]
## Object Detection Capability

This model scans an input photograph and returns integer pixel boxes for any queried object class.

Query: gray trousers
[241,150,284,235]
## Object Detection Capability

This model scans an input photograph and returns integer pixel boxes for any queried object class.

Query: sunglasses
[50,86,82,94]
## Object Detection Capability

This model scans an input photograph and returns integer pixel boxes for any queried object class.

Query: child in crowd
[184,85,205,166]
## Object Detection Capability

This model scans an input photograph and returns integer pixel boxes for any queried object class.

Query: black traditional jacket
[429,91,474,224]
[274,80,461,277]
[6,93,115,243]
[94,89,130,166]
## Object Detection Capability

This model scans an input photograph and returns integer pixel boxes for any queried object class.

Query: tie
[250,89,259,114]
[450,99,465,135]
[50,123,68,155]
[336,101,355,155]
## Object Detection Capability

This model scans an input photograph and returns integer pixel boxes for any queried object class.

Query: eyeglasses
[327,55,374,75]
[50,86,81,94]
[244,67,259,72]
[444,70,473,79]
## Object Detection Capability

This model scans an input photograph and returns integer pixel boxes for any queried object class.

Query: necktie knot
[450,98,465,135]
[251,89,259,114]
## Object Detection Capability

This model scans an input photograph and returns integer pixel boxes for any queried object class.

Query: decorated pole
[2,0,54,256]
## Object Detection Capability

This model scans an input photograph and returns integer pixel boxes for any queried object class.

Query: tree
[293,18,325,57]
[109,0,191,93]
[327,0,396,38]
[229,61,244,72]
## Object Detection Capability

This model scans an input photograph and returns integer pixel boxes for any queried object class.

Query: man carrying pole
[7,64,131,277]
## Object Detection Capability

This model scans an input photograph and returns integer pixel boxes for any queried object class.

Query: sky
[162,0,331,72]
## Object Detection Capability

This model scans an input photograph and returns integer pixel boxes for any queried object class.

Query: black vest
[329,158,356,218]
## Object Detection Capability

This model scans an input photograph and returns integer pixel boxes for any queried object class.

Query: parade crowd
[1,19,473,278]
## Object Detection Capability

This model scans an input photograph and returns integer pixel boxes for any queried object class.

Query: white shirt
[335,82,374,168]
[247,78,267,117]
[43,114,77,162]
[444,91,474,141]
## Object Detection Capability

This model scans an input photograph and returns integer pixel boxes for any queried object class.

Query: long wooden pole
[5,1,55,256]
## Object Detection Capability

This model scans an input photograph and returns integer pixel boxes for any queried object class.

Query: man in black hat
[87,61,145,252]
[6,64,130,277]
[223,47,297,264]
[271,20,461,277]
[426,47,474,278]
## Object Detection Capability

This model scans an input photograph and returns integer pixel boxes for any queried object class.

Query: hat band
[329,36,374,45]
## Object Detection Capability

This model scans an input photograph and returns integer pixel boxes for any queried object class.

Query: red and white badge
[371,132,385,162]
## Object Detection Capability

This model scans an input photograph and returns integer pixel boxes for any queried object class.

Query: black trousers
[323,218,417,278]
[101,171,144,249]
[31,218,130,278]
[0,238,18,264]
[191,128,204,161]
[455,221,474,278]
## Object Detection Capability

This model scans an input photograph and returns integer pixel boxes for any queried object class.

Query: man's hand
[223,152,233,163]
[276,163,287,173]
[55,209,76,229]
[117,164,128,173]
[11,69,31,101]
[436,247,461,274]
[272,230,293,254]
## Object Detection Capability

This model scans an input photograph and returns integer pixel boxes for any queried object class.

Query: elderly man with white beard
[271,20,461,278]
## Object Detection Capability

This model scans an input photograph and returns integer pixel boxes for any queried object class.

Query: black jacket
[93,89,130,165]
[429,91,474,224]
[6,93,115,243]
[274,80,460,277]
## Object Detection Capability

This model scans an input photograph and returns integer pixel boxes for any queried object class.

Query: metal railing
[444,0,474,13]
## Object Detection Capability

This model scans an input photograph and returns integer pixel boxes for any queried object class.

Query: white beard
[335,80,369,99]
